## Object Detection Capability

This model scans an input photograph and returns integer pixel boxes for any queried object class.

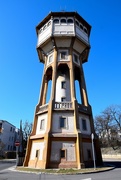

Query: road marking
[81,178,91,180]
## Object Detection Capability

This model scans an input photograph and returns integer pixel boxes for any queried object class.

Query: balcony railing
[54,102,73,109]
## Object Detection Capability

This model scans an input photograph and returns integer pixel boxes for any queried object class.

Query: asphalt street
[0,159,16,172]
[0,168,121,180]
[0,159,121,180]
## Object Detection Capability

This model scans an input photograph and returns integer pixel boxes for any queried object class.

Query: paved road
[0,159,16,171]
[0,159,121,180]
[1,168,121,180]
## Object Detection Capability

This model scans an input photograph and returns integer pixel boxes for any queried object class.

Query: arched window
[67,18,73,24]
[84,27,88,34]
[53,19,59,24]
[75,80,82,104]
[39,28,42,34]
[80,23,83,30]
[47,21,51,27]
[75,20,79,27]
[43,25,47,30]
[61,18,66,24]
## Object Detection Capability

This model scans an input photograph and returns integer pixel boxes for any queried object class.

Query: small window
[84,27,88,34]
[74,54,79,63]
[61,18,66,24]
[47,21,51,26]
[10,127,12,131]
[60,117,66,128]
[60,51,68,60]
[40,119,45,130]
[43,25,47,30]
[82,119,87,131]
[61,81,66,89]
[39,29,42,34]
[36,150,39,158]
[53,19,59,24]
[60,149,66,158]
[48,54,53,63]
[67,19,73,24]
[80,23,83,30]
[76,20,79,27]
[61,97,66,102]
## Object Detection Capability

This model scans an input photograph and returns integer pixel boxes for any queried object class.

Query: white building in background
[0,120,20,156]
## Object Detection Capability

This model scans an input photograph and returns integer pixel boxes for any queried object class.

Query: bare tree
[94,105,121,148]
[22,120,32,151]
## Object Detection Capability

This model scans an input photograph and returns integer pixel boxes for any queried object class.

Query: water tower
[24,12,102,169]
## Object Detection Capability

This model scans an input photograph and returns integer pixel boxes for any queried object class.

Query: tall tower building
[24,12,102,169]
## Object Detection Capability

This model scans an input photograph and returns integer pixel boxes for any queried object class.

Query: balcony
[37,20,52,47]
[54,102,73,110]
[36,103,49,114]
[75,26,89,44]
[78,104,91,114]
[53,24,74,35]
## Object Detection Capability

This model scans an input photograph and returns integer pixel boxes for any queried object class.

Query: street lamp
[91,133,96,170]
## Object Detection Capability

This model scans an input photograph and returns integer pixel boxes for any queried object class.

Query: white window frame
[58,50,68,61]
[40,119,45,130]
[47,53,53,65]
[73,52,80,65]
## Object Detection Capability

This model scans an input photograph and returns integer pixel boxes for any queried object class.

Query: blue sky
[0,0,121,128]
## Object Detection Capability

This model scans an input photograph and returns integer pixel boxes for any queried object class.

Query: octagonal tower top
[36,11,91,63]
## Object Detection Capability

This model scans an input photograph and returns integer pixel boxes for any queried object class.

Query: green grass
[16,166,113,174]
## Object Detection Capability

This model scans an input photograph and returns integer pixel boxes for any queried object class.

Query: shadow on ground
[103,160,121,168]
